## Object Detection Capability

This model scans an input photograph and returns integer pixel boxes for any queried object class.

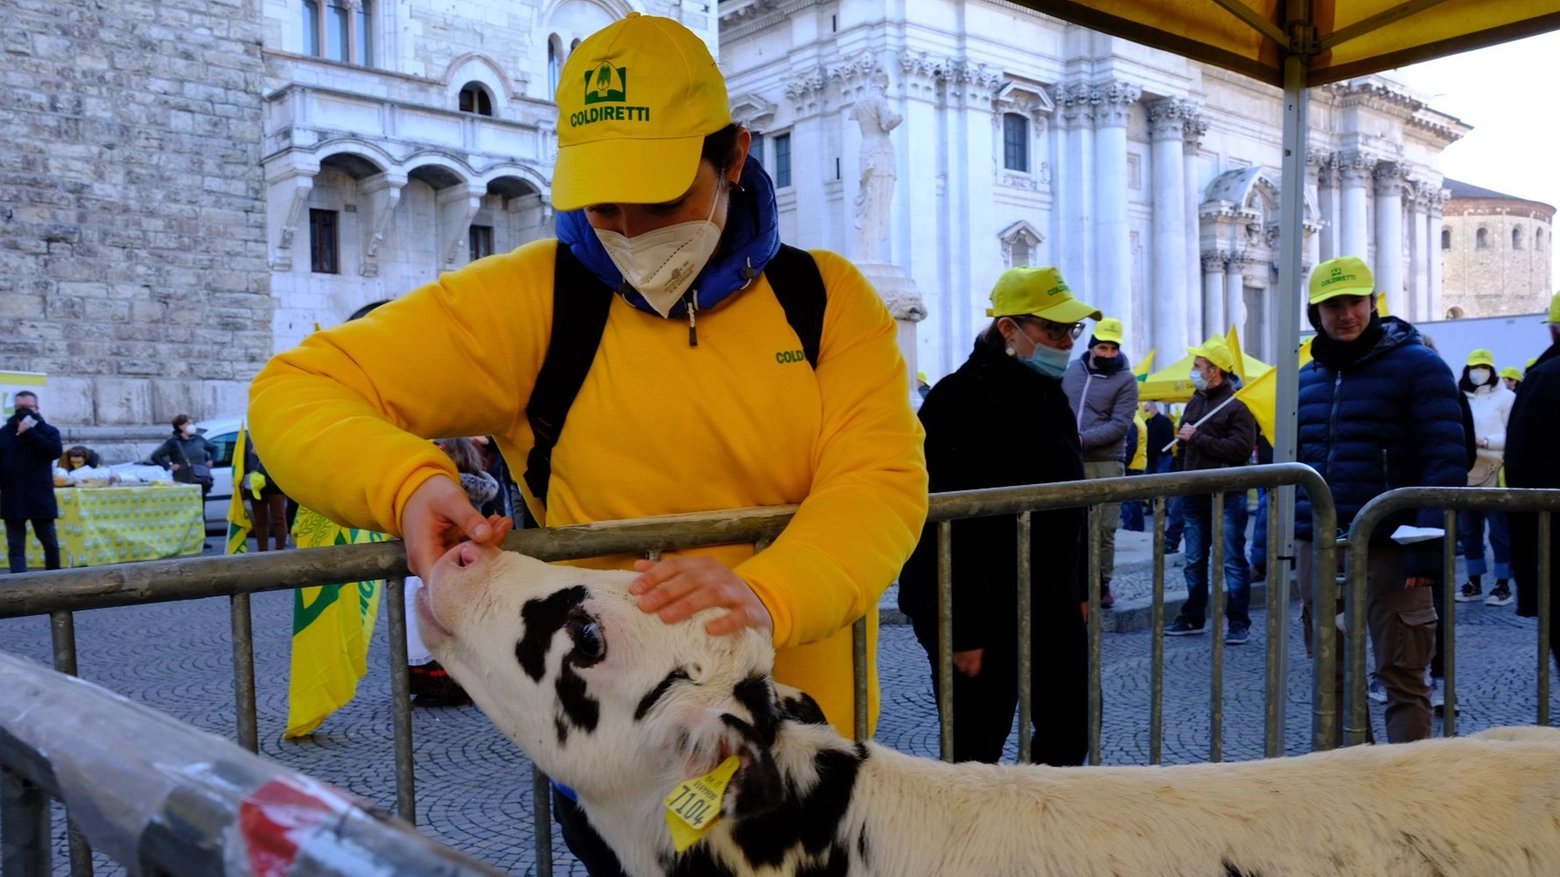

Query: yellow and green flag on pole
[286,508,387,738]
[225,424,253,555]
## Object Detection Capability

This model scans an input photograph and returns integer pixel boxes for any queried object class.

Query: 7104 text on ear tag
[663,755,741,852]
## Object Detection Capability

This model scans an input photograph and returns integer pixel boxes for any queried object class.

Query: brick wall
[0,0,270,432]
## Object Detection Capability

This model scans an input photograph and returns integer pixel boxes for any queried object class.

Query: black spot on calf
[1223,861,1260,877]
[516,585,588,681]
[635,668,691,722]
[730,744,866,868]
[555,664,599,738]
[780,690,830,726]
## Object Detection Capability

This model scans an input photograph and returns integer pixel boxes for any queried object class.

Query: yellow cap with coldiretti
[1187,336,1236,374]
[1546,289,1560,323]
[987,267,1103,324]
[1466,349,1496,368]
[1501,366,1523,381]
[553,14,732,212]
[1093,317,1124,345]
[1309,256,1375,305]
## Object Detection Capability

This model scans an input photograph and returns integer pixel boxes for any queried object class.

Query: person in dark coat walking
[1294,256,1467,745]
[898,266,1101,767]
[0,392,64,573]
[1166,336,1258,644]
[1505,292,1560,675]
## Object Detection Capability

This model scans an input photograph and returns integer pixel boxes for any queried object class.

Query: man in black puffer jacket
[1294,256,1467,745]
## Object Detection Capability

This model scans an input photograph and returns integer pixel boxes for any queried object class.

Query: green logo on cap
[584,64,627,104]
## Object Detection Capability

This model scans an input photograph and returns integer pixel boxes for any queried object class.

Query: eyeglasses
[1018,316,1085,342]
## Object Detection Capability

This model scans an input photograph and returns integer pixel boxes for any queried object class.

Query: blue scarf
[553,158,783,318]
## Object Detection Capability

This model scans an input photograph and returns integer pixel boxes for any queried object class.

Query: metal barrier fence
[0,463,1338,875]
[1341,486,1560,747]
[0,650,505,877]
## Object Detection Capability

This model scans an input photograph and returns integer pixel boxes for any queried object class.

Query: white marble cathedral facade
[718,0,1468,378]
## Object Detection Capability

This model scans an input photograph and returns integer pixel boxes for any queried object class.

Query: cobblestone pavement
[1,555,1555,875]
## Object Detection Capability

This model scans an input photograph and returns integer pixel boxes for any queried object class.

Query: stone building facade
[1440,179,1554,319]
[1,0,270,430]
[719,0,1468,374]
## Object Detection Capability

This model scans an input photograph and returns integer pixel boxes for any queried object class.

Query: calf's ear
[724,740,785,821]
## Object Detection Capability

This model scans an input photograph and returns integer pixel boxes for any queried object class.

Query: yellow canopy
[1020,1,1560,87]
[1139,326,1271,402]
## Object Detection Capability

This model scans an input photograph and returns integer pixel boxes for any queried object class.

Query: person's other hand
[401,475,510,577]
[170,462,181,471]
[629,556,774,638]
[1178,425,1197,442]
[952,648,984,677]
[1080,601,1089,623]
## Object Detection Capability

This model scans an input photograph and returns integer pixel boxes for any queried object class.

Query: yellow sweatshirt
[249,239,928,737]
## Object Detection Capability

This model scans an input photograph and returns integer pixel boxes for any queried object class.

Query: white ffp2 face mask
[594,186,724,318]
[1469,367,1493,387]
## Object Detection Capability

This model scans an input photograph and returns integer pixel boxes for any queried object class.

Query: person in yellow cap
[1165,336,1257,644]
[916,369,931,399]
[1060,314,1139,609]
[898,265,1101,767]
[1293,256,1466,744]
[1500,366,1523,393]
[248,14,929,866]
[1505,288,1560,677]
[1451,348,1515,607]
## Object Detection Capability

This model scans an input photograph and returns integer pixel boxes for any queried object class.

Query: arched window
[1002,113,1028,173]
[1513,226,1524,250]
[1476,227,1489,250]
[459,82,493,116]
[1440,228,1451,250]
[571,38,582,53]
[1539,228,1547,251]
[547,34,563,99]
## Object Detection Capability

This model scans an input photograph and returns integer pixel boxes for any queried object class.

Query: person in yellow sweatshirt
[249,13,926,873]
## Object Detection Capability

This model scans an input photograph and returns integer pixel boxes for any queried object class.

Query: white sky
[1388,29,1560,287]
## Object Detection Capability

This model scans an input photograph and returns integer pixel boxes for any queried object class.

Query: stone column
[1409,182,1430,321]
[1149,98,1190,358]
[1310,152,1336,262]
[1225,254,1247,339]
[1093,80,1141,324]
[1374,162,1406,315]
[897,52,948,374]
[1201,251,1227,339]
[783,70,829,249]
[1058,83,1095,299]
[1429,189,1448,320]
[1339,153,1374,261]
[1183,114,1208,355]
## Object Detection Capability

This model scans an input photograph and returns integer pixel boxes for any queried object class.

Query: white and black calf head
[417,543,834,818]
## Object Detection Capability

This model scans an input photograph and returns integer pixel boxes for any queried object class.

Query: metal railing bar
[1015,511,1032,765]
[936,521,954,763]
[1263,488,1283,758]
[1150,497,1166,765]
[385,576,416,824]
[1210,491,1225,763]
[1442,510,1458,737]
[229,594,258,753]
[1087,505,1102,766]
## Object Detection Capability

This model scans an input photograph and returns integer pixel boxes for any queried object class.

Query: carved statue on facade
[849,69,902,262]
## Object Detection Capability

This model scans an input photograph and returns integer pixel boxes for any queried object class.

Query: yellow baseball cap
[1188,336,1236,374]
[1309,256,1375,305]
[1545,289,1560,323]
[986,267,1103,324]
[1093,317,1124,345]
[1501,366,1523,381]
[552,14,732,212]
[1466,349,1496,368]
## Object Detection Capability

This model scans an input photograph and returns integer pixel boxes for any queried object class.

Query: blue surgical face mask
[1023,341,1072,379]
[1189,369,1209,392]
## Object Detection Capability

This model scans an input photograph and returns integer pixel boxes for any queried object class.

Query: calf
[418,542,1560,876]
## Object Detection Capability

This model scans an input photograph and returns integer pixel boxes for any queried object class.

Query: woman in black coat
[898,266,1100,767]
[149,414,216,495]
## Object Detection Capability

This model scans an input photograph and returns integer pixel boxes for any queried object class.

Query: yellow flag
[1225,325,1247,382]
[1235,337,1314,442]
[1133,349,1156,377]
[285,507,387,738]
[1375,291,1390,318]
[224,424,252,555]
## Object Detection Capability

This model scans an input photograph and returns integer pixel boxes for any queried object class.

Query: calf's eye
[571,619,605,660]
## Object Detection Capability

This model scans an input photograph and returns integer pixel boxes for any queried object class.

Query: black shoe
[409,661,471,707]
[1485,583,1514,607]
[1166,618,1205,636]
[1099,584,1115,610]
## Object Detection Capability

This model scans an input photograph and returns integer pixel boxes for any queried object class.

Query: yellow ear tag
[663,755,741,853]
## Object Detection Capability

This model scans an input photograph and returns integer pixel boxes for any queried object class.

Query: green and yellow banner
[285,509,387,738]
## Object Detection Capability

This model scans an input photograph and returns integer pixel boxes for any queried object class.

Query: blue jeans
[1179,491,1251,630]
[1458,508,1512,579]
[1250,488,1269,570]
[1121,470,1146,531]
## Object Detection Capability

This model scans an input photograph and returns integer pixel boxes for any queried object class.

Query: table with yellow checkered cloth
[1,484,205,569]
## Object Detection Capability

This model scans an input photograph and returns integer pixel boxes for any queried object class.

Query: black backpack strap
[523,243,615,511]
[762,244,827,369]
